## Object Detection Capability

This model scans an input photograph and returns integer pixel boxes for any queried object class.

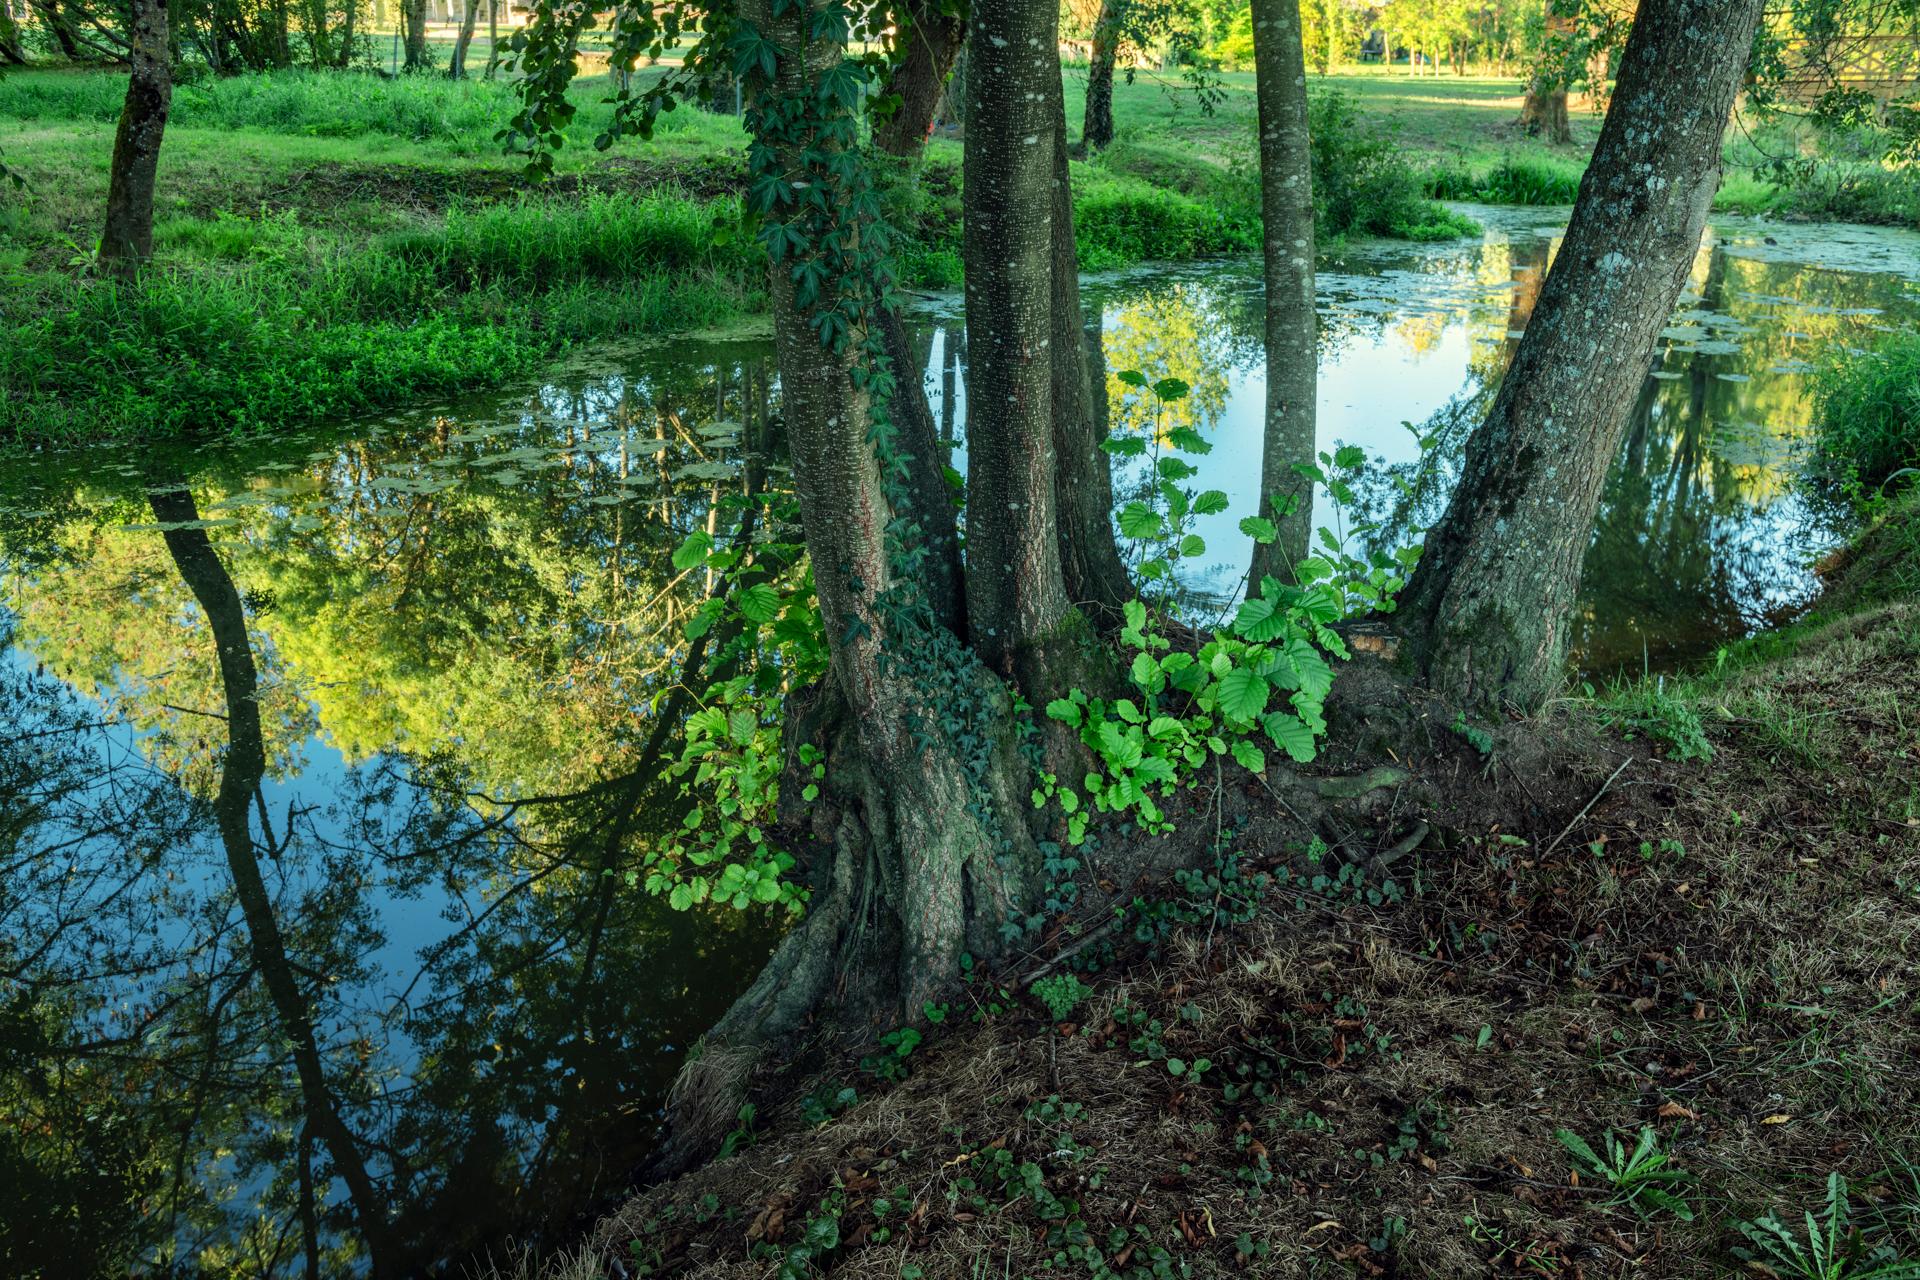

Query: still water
[2,209,1916,1276]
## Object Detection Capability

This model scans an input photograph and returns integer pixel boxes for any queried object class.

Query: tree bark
[99,0,171,278]
[482,0,498,78]
[873,0,966,158]
[1519,77,1571,142]
[1396,0,1765,713]
[964,0,1084,693]
[30,0,86,59]
[651,0,1046,1177]
[447,0,476,77]
[879,307,967,637]
[1081,0,1119,152]
[0,2,28,63]
[1248,0,1317,583]
[1049,82,1132,621]
[402,0,427,70]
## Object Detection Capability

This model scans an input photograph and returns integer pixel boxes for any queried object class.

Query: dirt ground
[508,506,1920,1280]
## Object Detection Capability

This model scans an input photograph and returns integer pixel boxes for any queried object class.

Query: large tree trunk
[99,0,171,278]
[401,0,427,70]
[1081,0,1119,152]
[872,0,966,158]
[151,484,397,1278]
[446,0,476,77]
[879,307,967,636]
[1248,0,1317,582]
[964,0,1085,694]
[482,0,498,78]
[1396,0,1765,713]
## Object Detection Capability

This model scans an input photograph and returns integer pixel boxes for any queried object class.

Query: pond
[1,209,1915,1276]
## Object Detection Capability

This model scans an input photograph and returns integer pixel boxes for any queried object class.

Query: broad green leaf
[1046,697,1083,726]
[1230,739,1266,775]
[1233,596,1288,643]
[1264,712,1317,763]
[1193,489,1230,515]
[668,883,694,911]
[1129,652,1160,688]
[1116,369,1149,388]
[1152,376,1190,402]
[1118,502,1163,540]
[672,530,713,571]
[1100,434,1148,457]
[1177,534,1206,558]
[1239,516,1278,544]
[1333,444,1366,469]
[737,583,781,623]
[1097,720,1143,769]
[1156,456,1197,481]
[1217,667,1268,721]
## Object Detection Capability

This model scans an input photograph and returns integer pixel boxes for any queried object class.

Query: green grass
[1424,155,1585,206]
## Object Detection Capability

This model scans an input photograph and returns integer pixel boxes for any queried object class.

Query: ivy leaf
[1193,489,1230,515]
[1217,667,1269,721]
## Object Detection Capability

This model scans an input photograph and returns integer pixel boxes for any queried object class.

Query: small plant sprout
[1555,1125,1696,1221]
[1734,1172,1920,1280]
[1029,973,1093,1023]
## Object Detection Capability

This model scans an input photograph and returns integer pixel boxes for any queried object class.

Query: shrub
[1309,90,1478,242]
[1424,156,1585,206]
[1809,331,1920,492]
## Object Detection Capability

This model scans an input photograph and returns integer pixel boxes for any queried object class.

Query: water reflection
[1,212,1916,1276]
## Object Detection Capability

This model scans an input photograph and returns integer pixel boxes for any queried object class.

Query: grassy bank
[500,495,1920,1280]
[2,64,1487,446]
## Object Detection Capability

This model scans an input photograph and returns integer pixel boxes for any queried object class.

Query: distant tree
[1073,0,1201,151]
[98,0,171,277]
[448,0,478,75]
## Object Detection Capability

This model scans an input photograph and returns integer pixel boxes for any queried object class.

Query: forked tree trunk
[964,0,1086,693]
[872,0,965,158]
[99,0,171,278]
[1248,0,1317,581]
[402,0,427,70]
[1081,0,1119,151]
[654,0,1048,1176]
[1397,0,1766,713]
[447,0,476,77]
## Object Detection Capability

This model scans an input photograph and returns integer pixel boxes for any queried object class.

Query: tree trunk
[1396,0,1765,713]
[1248,0,1317,583]
[482,0,498,78]
[99,0,171,278]
[30,0,86,59]
[1081,0,1119,152]
[651,0,1047,1178]
[1047,72,1132,622]
[447,0,476,77]
[0,2,28,63]
[151,484,397,1278]
[873,0,966,158]
[964,0,1085,694]
[402,0,426,70]
[1519,77,1571,142]
[879,307,968,637]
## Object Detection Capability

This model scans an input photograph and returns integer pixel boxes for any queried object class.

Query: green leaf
[1263,712,1317,763]
[1333,444,1366,469]
[1230,739,1266,775]
[668,883,694,911]
[1129,652,1160,688]
[737,583,780,623]
[1193,490,1229,516]
[672,530,713,571]
[1124,599,1148,633]
[1239,516,1278,544]
[1118,502,1163,540]
[1116,369,1149,388]
[1097,720,1143,770]
[1100,434,1149,457]
[1152,376,1190,402]
[1046,697,1083,727]
[1177,533,1206,558]
[1232,596,1287,643]
[1217,667,1269,721]
[1156,456,1197,481]
[750,876,781,904]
